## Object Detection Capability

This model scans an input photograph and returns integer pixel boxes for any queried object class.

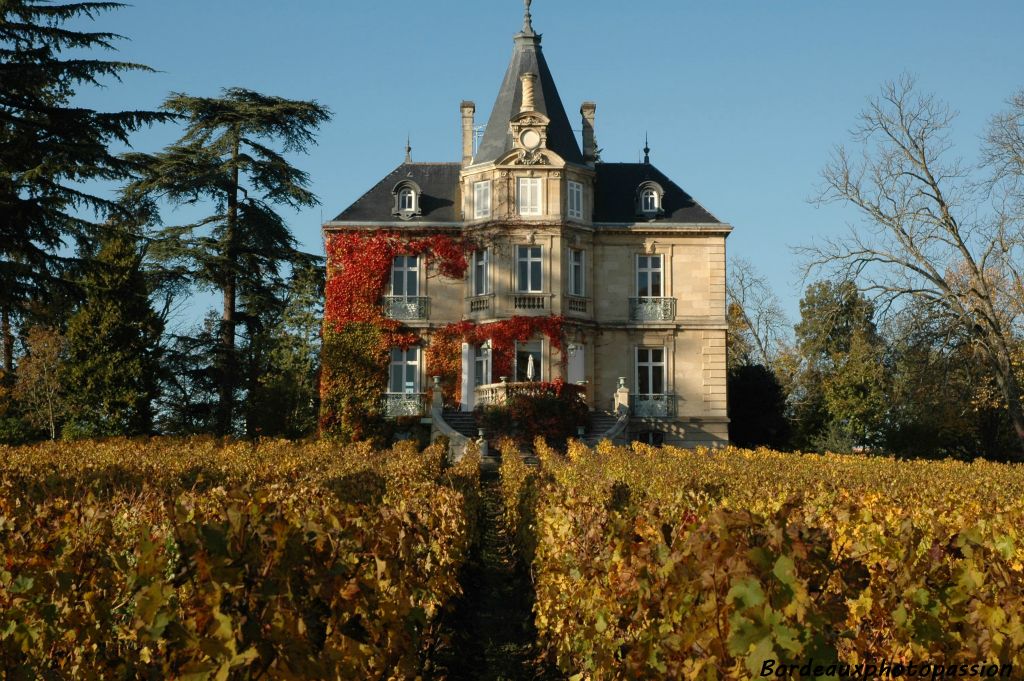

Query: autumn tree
[126,89,330,435]
[804,75,1024,456]
[726,258,788,369]
[13,326,66,439]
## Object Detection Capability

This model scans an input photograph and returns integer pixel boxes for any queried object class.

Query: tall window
[515,340,543,382]
[391,255,418,297]
[517,177,542,216]
[517,245,543,292]
[399,187,416,212]
[636,347,665,396]
[474,344,491,387]
[474,180,491,219]
[389,347,420,394]
[567,181,583,219]
[568,248,585,296]
[471,249,489,296]
[636,254,663,297]
[641,188,659,214]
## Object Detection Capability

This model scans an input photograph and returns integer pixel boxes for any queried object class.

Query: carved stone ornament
[515,148,549,165]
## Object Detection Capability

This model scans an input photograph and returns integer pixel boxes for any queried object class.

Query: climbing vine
[430,316,567,406]
[319,231,571,438]
[320,232,472,441]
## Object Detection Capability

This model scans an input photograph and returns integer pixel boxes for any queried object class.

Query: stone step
[440,410,623,443]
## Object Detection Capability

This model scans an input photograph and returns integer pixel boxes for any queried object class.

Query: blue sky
[70,0,1024,324]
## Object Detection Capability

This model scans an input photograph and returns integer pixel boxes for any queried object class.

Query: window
[392,181,422,218]
[515,340,543,382]
[471,249,489,296]
[399,188,416,212]
[641,188,659,213]
[636,347,665,396]
[517,245,543,292]
[391,255,419,297]
[474,344,491,387]
[517,177,542,216]
[389,347,420,394]
[636,254,663,297]
[568,248,585,296]
[474,180,491,219]
[567,181,583,219]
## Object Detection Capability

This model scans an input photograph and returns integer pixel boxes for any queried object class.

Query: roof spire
[643,133,651,165]
[405,134,412,163]
[523,0,534,35]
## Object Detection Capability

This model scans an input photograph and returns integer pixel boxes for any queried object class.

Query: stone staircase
[439,408,625,458]
[587,410,620,440]
[442,411,479,440]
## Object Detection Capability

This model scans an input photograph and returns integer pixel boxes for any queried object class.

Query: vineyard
[3,437,1024,680]
[501,441,1024,679]
[0,438,480,679]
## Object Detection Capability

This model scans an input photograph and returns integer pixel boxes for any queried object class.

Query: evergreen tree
[126,89,330,435]
[240,260,323,439]
[791,281,888,451]
[1,1,171,350]
[61,225,162,438]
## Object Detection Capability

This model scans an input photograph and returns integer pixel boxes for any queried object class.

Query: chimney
[520,73,537,112]
[581,101,597,165]
[460,101,475,166]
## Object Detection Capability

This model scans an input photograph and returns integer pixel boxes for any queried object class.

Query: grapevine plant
[321,232,570,442]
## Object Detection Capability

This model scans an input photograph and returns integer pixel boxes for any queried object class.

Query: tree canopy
[126,88,330,434]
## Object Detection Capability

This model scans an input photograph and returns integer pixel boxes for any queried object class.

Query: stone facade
[323,9,731,448]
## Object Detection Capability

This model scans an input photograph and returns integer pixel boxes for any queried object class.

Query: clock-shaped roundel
[520,129,542,150]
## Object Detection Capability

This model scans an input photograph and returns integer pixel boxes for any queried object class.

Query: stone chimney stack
[460,101,475,166]
[581,101,597,165]
[520,73,537,112]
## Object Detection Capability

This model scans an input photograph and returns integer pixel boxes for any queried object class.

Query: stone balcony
[628,297,676,322]
[474,380,583,408]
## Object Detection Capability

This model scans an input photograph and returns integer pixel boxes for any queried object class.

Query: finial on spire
[523,0,534,35]
[643,133,651,165]
[405,135,412,163]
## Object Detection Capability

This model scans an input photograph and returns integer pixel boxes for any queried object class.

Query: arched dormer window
[392,180,422,219]
[636,181,665,219]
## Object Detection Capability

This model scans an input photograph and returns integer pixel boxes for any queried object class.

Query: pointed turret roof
[473,10,583,166]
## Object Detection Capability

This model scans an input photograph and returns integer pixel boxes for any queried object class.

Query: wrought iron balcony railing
[628,297,676,321]
[383,296,429,320]
[629,393,678,418]
[383,393,426,418]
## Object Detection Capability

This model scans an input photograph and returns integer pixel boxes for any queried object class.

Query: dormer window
[392,181,422,219]
[399,188,415,211]
[636,181,665,218]
[641,189,658,213]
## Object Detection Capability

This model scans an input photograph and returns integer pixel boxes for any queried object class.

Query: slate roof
[328,161,721,226]
[330,163,461,223]
[473,32,584,166]
[594,163,721,224]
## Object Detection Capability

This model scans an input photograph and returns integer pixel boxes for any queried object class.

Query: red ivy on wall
[429,315,567,405]
[321,232,472,438]
[324,232,471,330]
[320,231,571,432]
